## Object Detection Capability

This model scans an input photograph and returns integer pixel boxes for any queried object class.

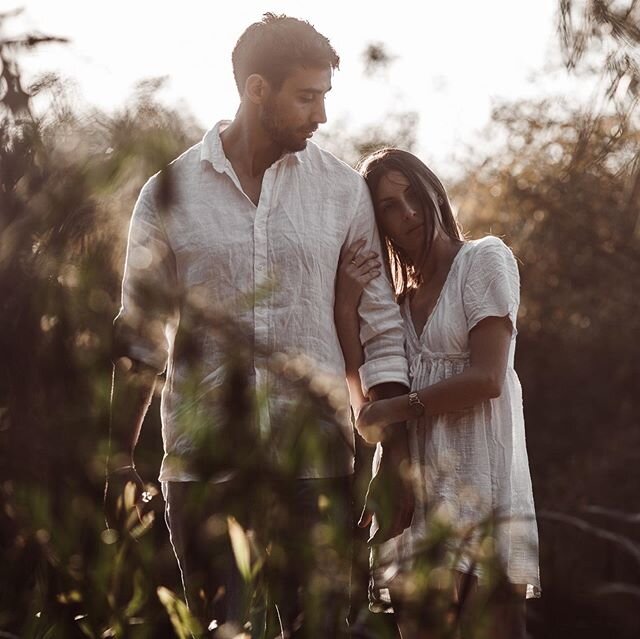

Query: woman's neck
[413,234,463,284]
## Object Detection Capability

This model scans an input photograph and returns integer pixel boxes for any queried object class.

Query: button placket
[253,166,276,438]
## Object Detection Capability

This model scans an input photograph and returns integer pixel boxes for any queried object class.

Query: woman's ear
[244,73,270,105]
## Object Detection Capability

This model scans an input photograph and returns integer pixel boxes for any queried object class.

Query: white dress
[371,236,541,608]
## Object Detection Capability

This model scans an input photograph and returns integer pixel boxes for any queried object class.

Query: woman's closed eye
[378,201,395,215]
[406,189,420,210]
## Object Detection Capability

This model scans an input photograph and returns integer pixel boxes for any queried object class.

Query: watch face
[409,392,424,416]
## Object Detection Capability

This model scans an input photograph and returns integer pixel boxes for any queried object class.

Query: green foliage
[2,10,640,637]
[451,95,640,636]
[157,587,202,639]
[559,0,640,110]
[454,97,639,455]
[0,22,201,636]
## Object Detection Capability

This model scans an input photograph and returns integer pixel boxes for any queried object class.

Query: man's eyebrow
[297,87,332,94]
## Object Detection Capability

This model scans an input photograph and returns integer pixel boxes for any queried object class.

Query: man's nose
[313,100,327,125]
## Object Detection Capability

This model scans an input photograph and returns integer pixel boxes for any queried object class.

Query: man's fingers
[104,478,127,529]
[369,517,397,544]
[104,472,155,532]
[359,466,416,543]
[369,507,410,543]
[358,508,373,528]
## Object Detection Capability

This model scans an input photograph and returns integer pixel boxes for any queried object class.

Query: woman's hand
[335,238,381,314]
[355,398,398,444]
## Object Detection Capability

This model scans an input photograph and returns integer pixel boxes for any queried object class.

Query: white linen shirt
[115,121,409,482]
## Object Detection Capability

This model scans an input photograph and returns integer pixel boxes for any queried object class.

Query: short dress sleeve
[463,237,520,335]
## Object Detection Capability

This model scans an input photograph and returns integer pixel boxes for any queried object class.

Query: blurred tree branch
[362,42,397,77]
[0,9,68,119]
[558,0,640,235]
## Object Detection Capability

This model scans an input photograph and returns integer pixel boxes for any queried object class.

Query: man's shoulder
[164,141,204,176]
[140,141,203,199]
[304,142,365,189]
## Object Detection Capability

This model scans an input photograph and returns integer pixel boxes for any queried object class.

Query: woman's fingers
[352,250,378,269]
[342,239,379,268]
[336,239,381,299]
[342,238,367,265]
[353,257,381,277]
[349,269,380,289]
[364,269,381,282]
[357,257,381,273]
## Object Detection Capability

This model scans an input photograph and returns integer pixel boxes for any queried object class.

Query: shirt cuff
[359,355,409,396]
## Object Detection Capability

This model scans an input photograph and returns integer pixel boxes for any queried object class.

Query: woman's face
[373,170,426,251]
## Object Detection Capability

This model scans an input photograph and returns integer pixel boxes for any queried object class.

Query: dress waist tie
[409,348,470,378]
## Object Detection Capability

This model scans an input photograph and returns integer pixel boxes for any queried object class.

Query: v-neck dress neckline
[406,242,471,344]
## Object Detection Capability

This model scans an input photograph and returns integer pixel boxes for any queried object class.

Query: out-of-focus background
[1,1,639,637]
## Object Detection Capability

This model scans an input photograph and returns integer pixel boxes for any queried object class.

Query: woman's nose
[402,202,417,220]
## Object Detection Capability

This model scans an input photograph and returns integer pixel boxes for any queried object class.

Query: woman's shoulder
[455,236,520,298]
[468,234,513,253]
[464,235,518,269]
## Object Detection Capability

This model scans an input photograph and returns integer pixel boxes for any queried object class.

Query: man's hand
[358,441,414,544]
[105,360,159,535]
[357,382,414,543]
[103,465,158,534]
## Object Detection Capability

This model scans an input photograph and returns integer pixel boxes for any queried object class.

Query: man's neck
[220,108,284,178]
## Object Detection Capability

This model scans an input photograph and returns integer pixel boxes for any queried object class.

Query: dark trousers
[165,476,354,638]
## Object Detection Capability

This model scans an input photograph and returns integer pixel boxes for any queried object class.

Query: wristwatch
[408,391,425,417]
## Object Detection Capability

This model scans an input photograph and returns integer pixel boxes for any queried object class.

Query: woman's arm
[335,305,368,415]
[356,315,513,442]
[334,238,381,415]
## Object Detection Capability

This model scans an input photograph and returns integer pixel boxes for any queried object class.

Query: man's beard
[260,97,308,153]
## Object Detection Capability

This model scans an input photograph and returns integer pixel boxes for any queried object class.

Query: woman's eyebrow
[377,185,411,205]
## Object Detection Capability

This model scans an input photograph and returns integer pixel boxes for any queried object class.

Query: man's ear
[244,74,270,105]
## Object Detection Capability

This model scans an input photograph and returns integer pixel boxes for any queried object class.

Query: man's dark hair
[232,13,340,94]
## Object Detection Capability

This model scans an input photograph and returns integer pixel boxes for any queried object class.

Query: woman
[335,149,540,638]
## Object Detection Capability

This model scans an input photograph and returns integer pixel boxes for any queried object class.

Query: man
[105,13,412,638]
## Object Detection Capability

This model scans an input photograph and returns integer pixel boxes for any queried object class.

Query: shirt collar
[200,120,306,173]
[200,120,230,172]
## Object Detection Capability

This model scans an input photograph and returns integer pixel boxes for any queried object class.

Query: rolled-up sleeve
[113,181,178,373]
[345,181,409,394]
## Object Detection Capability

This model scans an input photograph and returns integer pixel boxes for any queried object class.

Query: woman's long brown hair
[357,148,463,301]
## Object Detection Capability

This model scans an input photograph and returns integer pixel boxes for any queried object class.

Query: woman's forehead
[376,170,411,196]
